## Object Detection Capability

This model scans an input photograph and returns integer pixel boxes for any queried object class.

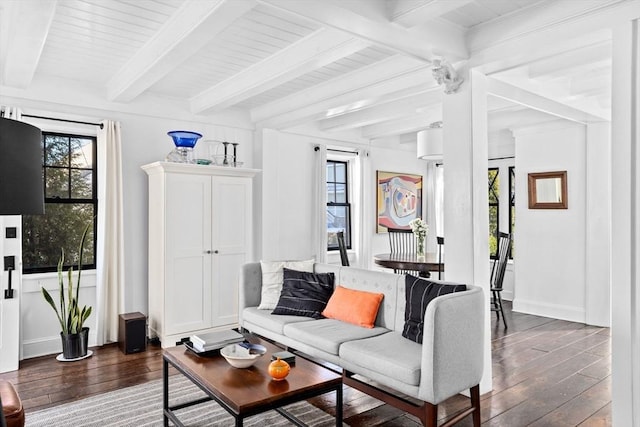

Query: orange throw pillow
[322,286,384,328]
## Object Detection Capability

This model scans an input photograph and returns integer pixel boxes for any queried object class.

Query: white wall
[260,129,317,260]
[259,128,429,267]
[513,122,587,322]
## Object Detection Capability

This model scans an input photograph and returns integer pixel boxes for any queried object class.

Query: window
[22,132,97,273]
[326,159,351,250]
[509,166,515,258]
[488,168,499,258]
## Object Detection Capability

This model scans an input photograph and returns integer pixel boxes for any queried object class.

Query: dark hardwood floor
[0,302,611,426]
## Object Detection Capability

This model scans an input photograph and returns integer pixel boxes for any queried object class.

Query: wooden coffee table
[163,336,343,426]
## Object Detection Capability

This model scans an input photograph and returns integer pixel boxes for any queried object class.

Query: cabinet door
[211,176,251,327]
[165,173,212,335]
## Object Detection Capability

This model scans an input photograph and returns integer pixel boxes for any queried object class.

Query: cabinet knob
[213,250,219,254]
[204,250,212,254]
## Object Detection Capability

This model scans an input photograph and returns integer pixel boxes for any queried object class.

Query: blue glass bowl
[168,130,203,148]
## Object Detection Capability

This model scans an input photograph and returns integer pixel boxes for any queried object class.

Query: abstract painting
[376,171,423,232]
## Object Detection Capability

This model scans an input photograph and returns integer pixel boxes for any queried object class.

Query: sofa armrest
[239,262,262,313]
[418,286,485,404]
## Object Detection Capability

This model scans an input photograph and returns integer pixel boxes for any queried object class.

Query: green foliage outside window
[22,133,97,273]
[488,168,499,258]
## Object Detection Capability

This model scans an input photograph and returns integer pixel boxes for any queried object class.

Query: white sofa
[239,262,484,427]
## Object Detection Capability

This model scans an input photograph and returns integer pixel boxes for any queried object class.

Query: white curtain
[96,120,125,345]
[355,149,372,268]
[312,145,328,263]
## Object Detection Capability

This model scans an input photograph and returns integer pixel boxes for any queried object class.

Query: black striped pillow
[402,275,467,344]
[271,268,335,318]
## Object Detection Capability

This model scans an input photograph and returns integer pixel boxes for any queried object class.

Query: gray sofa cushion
[283,319,388,355]
[340,332,423,386]
[242,307,314,334]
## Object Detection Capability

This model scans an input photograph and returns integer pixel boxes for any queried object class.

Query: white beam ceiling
[390,0,475,27]
[257,0,467,62]
[363,108,440,139]
[527,42,612,79]
[319,86,442,132]
[256,60,432,130]
[1,0,57,89]
[252,54,426,122]
[487,77,609,124]
[190,28,368,114]
[107,0,257,103]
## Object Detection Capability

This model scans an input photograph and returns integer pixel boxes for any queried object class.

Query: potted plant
[41,223,93,360]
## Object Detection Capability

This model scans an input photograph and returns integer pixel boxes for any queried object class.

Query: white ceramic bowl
[220,343,266,368]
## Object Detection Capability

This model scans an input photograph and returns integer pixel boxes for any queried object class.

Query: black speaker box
[118,312,147,354]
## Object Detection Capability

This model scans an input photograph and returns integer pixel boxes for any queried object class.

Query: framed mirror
[528,171,568,209]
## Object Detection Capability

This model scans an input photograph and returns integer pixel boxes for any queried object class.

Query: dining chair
[436,236,444,280]
[387,228,419,275]
[491,232,512,328]
[337,231,349,267]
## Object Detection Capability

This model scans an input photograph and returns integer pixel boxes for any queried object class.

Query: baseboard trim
[512,298,585,323]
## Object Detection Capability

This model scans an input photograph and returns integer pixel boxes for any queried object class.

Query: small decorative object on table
[220,343,266,368]
[268,357,291,381]
[189,329,244,353]
[409,218,429,260]
[165,130,203,164]
[271,350,296,365]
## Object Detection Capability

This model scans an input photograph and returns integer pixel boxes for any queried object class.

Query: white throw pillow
[258,259,315,310]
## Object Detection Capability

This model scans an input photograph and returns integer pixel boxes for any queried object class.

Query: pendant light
[417,121,443,160]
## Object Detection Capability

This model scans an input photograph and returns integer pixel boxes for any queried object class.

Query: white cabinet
[142,162,258,348]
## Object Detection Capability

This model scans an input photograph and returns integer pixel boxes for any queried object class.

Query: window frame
[509,166,515,259]
[22,131,98,274]
[326,158,352,251]
[488,167,500,259]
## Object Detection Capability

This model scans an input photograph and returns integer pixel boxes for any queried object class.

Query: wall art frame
[376,170,423,233]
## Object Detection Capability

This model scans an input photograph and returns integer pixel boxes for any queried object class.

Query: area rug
[26,374,343,426]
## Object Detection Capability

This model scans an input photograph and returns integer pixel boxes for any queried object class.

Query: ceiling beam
[362,108,440,139]
[469,0,636,75]
[251,54,426,122]
[256,61,432,130]
[488,108,561,132]
[390,0,474,27]
[257,0,467,62]
[190,28,368,114]
[468,0,624,54]
[107,0,256,103]
[487,77,608,124]
[527,42,611,79]
[1,0,57,89]
[319,86,441,132]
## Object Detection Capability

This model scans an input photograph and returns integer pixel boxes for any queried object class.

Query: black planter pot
[61,327,89,359]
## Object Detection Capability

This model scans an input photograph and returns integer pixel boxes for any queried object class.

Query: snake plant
[41,223,92,335]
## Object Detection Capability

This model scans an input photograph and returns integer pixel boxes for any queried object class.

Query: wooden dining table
[373,252,443,278]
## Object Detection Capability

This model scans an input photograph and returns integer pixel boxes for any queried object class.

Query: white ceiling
[0,0,617,143]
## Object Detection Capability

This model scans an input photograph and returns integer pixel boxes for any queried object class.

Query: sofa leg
[423,402,438,426]
[471,384,480,426]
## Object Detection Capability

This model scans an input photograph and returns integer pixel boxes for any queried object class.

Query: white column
[585,122,611,327]
[442,68,492,393]
[611,18,640,426]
